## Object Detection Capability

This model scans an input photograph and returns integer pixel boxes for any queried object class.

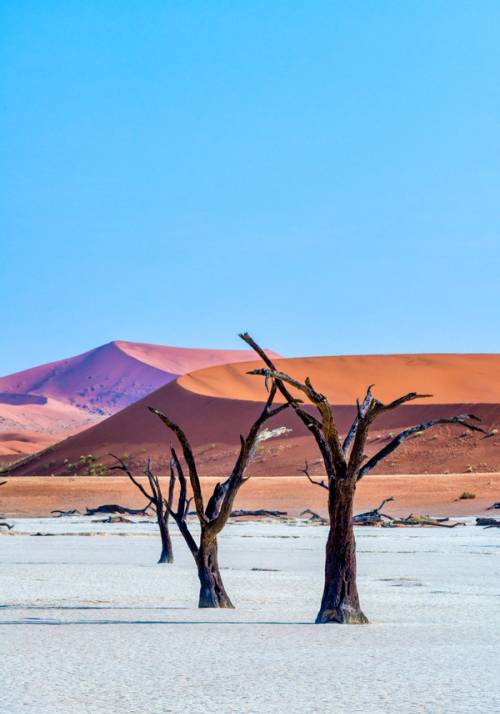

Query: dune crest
[179,353,500,404]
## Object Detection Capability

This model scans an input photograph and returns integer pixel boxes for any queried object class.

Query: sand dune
[0,340,279,456]
[180,352,500,404]
[0,340,276,414]
[6,352,499,476]
[0,398,103,457]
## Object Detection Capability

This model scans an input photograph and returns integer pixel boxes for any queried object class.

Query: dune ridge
[179,352,500,404]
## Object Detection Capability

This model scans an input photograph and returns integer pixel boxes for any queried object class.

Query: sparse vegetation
[63,454,108,476]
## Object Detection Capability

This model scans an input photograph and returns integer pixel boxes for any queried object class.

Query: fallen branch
[92,515,134,524]
[353,497,395,525]
[300,509,328,525]
[51,509,81,517]
[476,517,500,528]
[230,509,287,519]
[486,502,500,510]
[390,514,465,528]
[0,521,14,530]
[85,503,152,516]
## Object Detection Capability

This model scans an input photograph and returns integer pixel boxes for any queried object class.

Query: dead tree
[148,383,288,608]
[241,331,485,624]
[0,480,13,530]
[109,457,176,564]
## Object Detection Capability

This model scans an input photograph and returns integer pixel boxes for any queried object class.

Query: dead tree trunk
[241,331,485,624]
[196,535,233,608]
[148,383,289,608]
[110,456,175,564]
[157,507,174,564]
[318,480,367,623]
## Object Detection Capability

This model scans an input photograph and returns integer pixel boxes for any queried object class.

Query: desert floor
[1,515,499,714]
[1,473,499,517]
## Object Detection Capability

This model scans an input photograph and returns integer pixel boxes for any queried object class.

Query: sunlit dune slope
[179,353,500,404]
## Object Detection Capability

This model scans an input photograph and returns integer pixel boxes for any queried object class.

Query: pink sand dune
[0,340,280,456]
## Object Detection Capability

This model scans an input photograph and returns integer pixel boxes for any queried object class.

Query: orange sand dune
[180,353,500,404]
[6,352,500,476]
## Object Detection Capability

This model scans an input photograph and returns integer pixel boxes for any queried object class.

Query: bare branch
[184,496,193,519]
[300,460,328,490]
[376,496,395,511]
[358,414,486,479]
[170,448,187,519]
[240,334,322,426]
[166,449,198,556]
[144,457,161,503]
[243,341,346,475]
[167,461,176,511]
[210,383,289,531]
[343,385,374,453]
[148,407,206,523]
[380,392,433,412]
[109,453,154,505]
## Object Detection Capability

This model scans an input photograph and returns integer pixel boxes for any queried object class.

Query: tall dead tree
[148,383,288,608]
[240,332,485,624]
[110,456,175,563]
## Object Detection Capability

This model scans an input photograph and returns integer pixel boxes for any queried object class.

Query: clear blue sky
[1,1,499,375]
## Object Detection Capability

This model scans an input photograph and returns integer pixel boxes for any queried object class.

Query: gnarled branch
[342,385,374,453]
[300,460,328,490]
[148,407,206,523]
[358,414,486,479]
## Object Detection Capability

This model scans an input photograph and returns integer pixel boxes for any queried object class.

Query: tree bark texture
[196,535,234,608]
[316,480,368,624]
[158,516,174,564]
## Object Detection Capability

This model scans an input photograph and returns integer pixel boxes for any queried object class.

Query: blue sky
[1,1,499,374]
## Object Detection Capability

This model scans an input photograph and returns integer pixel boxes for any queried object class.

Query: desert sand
[1,473,499,518]
[1,517,498,713]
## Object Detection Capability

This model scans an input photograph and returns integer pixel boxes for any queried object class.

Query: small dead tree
[148,384,288,608]
[241,332,485,624]
[110,456,176,564]
[0,480,13,530]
